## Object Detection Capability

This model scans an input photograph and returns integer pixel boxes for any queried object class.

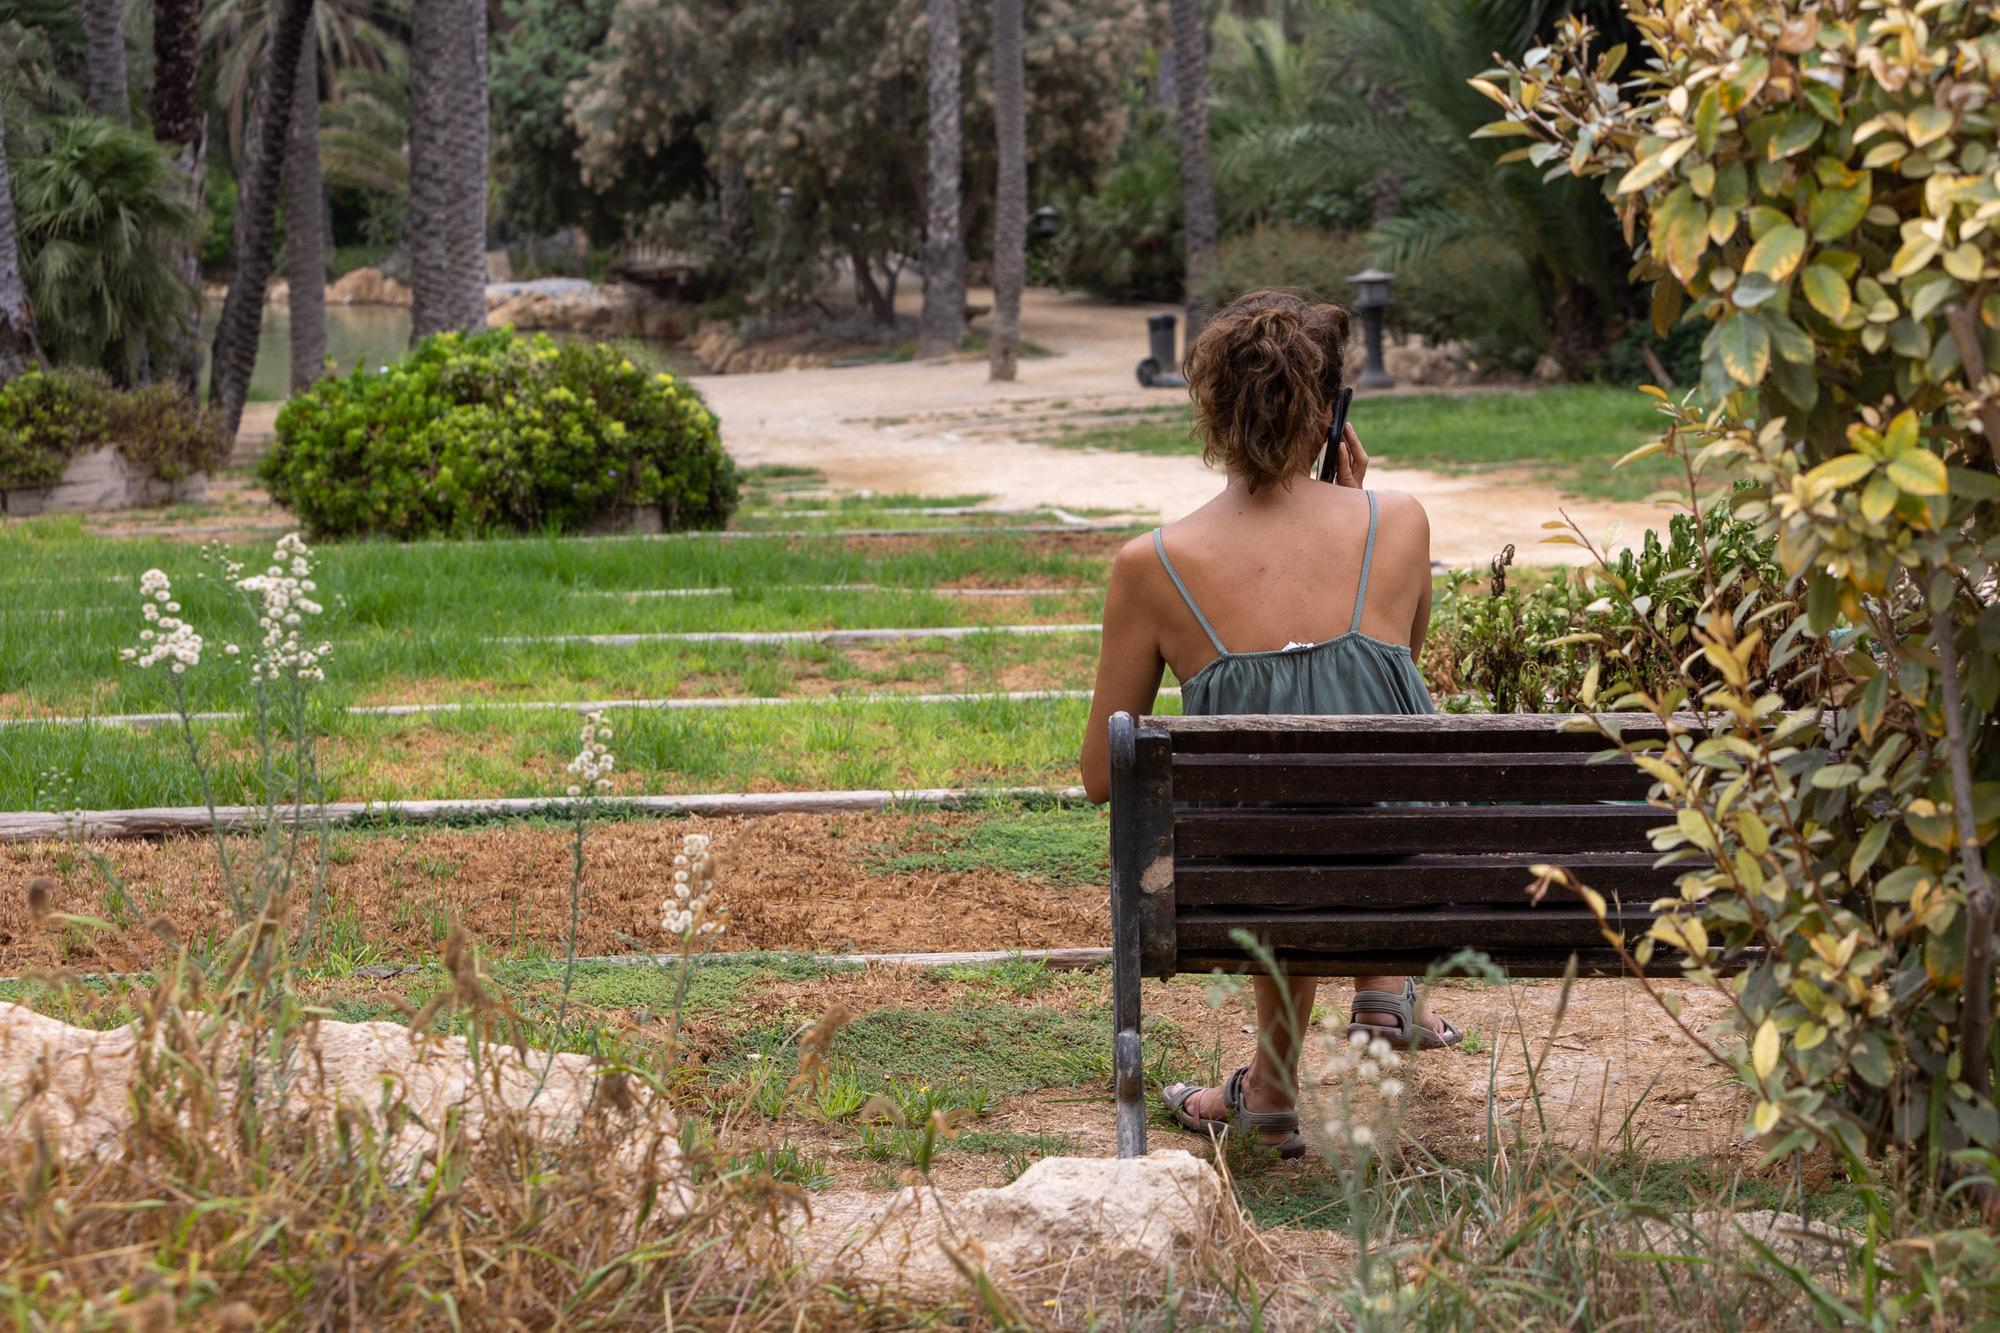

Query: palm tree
[917,0,965,361]
[0,112,41,383]
[203,0,406,166]
[154,0,208,400]
[408,0,486,341]
[82,0,131,125]
[1169,0,1218,346]
[209,0,317,438]
[987,0,1024,382]
[13,119,196,384]
[284,35,326,392]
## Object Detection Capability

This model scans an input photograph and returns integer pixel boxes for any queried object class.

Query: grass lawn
[1044,384,1689,502]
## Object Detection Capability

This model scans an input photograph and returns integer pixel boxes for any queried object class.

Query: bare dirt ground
[693,287,1676,568]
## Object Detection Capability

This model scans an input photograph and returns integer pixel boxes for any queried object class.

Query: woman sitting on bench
[1079,289,1460,1158]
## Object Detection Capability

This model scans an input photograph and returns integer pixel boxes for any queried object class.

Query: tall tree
[284,35,327,393]
[153,0,207,401]
[916,0,965,360]
[82,0,131,125]
[987,0,1024,382]
[208,0,317,439]
[1168,0,1217,346]
[409,0,486,340]
[0,112,41,383]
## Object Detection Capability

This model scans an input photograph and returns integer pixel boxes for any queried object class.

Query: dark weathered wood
[1176,948,1695,979]
[1172,752,1656,803]
[1175,904,1650,952]
[1108,711,1164,1158]
[1154,711,1705,753]
[1173,854,1678,907]
[1173,805,1669,857]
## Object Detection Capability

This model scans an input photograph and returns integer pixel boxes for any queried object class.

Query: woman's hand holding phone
[1331,422,1369,489]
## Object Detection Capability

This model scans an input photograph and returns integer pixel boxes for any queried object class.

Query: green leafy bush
[261,330,739,539]
[1196,224,1372,310]
[1048,109,1184,303]
[0,368,226,492]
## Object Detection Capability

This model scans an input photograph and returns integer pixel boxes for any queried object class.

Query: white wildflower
[235,533,329,683]
[661,832,725,939]
[125,569,204,672]
[565,710,616,798]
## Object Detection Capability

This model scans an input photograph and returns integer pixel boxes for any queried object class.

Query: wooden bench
[1106,710,1703,1158]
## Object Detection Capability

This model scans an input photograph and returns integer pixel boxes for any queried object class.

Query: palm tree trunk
[152,0,206,402]
[285,37,328,394]
[82,0,132,126]
[1169,0,1217,348]
[208,0,318,440]
[987,0,1025,383]
[0,113,42,384]
[410,0,488,341]
[917,0,966,361]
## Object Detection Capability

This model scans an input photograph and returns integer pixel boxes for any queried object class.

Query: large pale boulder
[801,1150,1228,1295]
[485,280,685,340]
[0,1002,683,1199]
[327,266,413,307]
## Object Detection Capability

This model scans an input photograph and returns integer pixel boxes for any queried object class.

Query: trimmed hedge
[0,368,227,492]
[260,330,738,539]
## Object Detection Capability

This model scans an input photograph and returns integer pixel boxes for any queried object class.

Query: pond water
[201,301,707,403]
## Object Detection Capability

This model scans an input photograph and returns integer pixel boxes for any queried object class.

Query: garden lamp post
[1348,268,1396,390]
[1031,204,1063,241]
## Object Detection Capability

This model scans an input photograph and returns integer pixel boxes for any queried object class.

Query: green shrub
[261,330,739,539]
[1197,224,1372,310]
[1048,110,1183,303]
[0,368,225,492]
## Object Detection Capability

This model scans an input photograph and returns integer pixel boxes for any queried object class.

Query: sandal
[1160,1065,1308,1159]
[1349,978,1463,1051]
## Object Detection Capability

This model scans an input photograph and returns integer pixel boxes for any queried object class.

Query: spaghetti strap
[1152,529,1228,656]
[1350,491,1379,634]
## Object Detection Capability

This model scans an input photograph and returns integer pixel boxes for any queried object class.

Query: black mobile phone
[1319,385,1354,483]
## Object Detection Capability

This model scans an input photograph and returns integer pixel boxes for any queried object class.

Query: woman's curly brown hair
[1183,289,1353,492]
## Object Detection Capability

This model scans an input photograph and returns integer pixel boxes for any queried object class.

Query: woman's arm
[1407,498,1433,654]
[1080,538,1168,804]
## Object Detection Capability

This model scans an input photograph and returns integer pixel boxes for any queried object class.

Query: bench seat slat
[1175,903,1649,951]
[1173,805,1668,857]
[1175,948,1689,979]
[1172,751,1656,803]
[1157,711,1701,754]
[1173,853,1678,907]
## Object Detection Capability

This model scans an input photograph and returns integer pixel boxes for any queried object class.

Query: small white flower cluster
[565,710,615,798]
[1318,1027,1405,1151]
[121,569,205,673]
[236,533,329,683]
[662,833,724,939]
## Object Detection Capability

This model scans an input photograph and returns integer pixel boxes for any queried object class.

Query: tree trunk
[1169,0,1217,348]
[0,113,41,384]
[152,0,206,402]
[285,37,328,394]
[988,0,1025,383]
[207,0,317,439]
[916,0,966,361]
[411,0,488,341]
[82,0,131,126]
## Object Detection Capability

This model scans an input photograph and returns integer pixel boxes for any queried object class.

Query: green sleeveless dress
[1154,491,1434,718]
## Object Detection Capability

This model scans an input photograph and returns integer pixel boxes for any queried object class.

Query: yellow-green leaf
[1618,151,1674,195]
[1752,1020,1780,1079]
[1860,473,1898,521]
[1721,56,1770,114]
[1944,242,1984,281]
[1717,314,1771,385]
[1802,263,1851,320]
[1885,449,1948,496]
[1752,1099,1781,1134]
[1807,179,1870,241]
[1745,224,1806,282]
[1652,185,1710,282]
[1906,104,1953,147]
[1884,408,1920,454]
[1803,452,1876,495]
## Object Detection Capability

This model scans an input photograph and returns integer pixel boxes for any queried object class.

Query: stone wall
[1,446,208,516]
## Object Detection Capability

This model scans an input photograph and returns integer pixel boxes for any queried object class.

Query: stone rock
[1381,337,1481,388]
[485,281,686,341]
[799,1151,1228,1295]
[1531,353,1566,384]
[0,1002,685,1204]
[327,266,413,307]
[486,248,513,284]
[0,445,207,517]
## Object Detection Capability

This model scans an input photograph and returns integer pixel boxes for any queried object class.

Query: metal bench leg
[1112,903,1147,1158]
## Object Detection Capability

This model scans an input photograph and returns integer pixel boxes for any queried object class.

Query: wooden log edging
[0,784,1091,844]
[0,946,1115,988]
[4,687,1178,731]
[485,623,1102,647]
[575,584,1087,599]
